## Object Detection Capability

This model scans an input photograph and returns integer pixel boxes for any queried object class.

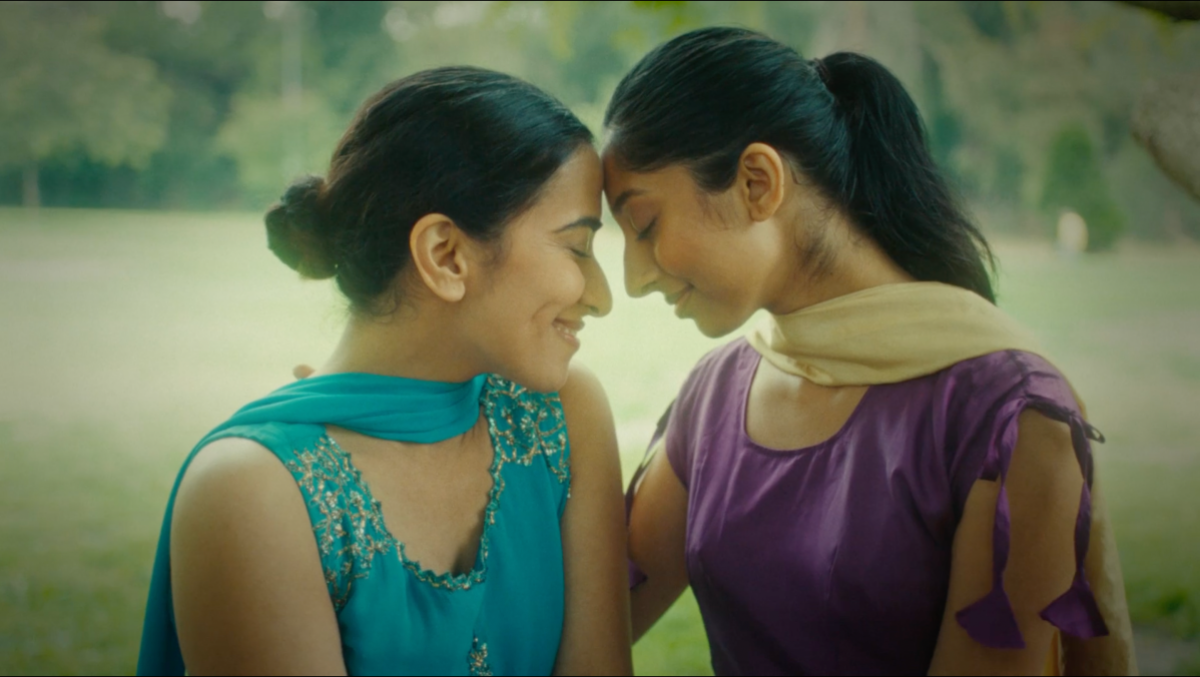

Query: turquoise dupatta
[137,372,487,675]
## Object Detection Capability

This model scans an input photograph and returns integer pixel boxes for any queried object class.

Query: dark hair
[266,67,593,311]
[604,27,996,302]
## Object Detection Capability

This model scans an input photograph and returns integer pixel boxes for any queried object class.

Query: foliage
[1040,124,1127,251]
[216,91,347,206]
[0,2,171,202]
[910,0,1200,243]
[1,1,1199,243]
[96,1,280,208]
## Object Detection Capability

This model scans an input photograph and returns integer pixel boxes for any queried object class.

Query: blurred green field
[1,207,1198,675]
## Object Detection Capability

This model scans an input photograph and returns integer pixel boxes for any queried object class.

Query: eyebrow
[609,189,645,216]
[556,216,603,233]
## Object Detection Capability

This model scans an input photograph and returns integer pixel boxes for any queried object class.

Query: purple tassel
[1038,478,1109,638]
[956,586,1026,649]
[629,559,648,590]
[1040,575,1109,639]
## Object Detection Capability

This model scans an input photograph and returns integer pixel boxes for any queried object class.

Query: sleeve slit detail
[955,396,1111,649]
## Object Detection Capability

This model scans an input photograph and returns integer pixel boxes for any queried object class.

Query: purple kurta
[635,339,1107,676]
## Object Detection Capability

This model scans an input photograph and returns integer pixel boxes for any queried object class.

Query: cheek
[516,254,586,323]
[653,231,703,282]
[558,261,587,305]
[657,233,739,298]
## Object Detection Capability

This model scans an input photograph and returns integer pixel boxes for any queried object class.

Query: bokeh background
[1,1,1199,674]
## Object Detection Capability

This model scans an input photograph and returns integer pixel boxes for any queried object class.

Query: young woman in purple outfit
[605,27,1134,676]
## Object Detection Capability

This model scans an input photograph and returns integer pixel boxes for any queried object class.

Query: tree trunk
[22,160,40,209]
[1120,1,1200,21]
[1131,73,1200,202]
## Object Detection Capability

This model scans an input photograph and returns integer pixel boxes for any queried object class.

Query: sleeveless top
[138,375,571,676]
[639,340,1106,676]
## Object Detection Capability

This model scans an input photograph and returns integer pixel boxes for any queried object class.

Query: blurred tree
[2,0,1197,235]
[214,0,370,206]
[0,2,171,207]
[958,0,1016,43]
[217,90,345,207]
[1120,1,1200,21]
[916,0,1200,242]
[1040,124,1127,251]
[1132,74,1200,202]
[919,48,966,187]
[1118,0,1200,204]
[95,1,276,209]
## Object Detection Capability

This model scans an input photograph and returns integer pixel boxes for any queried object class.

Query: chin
[692,313,745,339]
[684,296,752,339]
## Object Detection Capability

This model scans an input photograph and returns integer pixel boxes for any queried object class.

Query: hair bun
[264,175,336,279]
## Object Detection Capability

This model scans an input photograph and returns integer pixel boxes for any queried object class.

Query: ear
[736,142,788,223]
[409,213,471,303]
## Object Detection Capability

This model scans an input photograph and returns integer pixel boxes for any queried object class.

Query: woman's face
[601,153,792,338]
[463,146,612,392]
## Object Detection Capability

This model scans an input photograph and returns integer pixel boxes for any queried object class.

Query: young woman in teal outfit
[137,68,633,675]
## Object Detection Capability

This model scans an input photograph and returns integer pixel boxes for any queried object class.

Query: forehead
[504,146,602,236]
[601,152,698,211]
[546,145,603,198]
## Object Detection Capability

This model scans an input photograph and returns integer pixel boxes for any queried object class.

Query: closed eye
[637,217,657,242]
[556,217,599,259]
[571,231,595,259]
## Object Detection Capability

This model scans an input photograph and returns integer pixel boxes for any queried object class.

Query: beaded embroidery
[282,375,570,606]
[284,437,392,610]
[467,636,493,676]
[484,375,570,484]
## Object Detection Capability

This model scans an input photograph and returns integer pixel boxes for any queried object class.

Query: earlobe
[409,213,469,302]
[739,142,787,222]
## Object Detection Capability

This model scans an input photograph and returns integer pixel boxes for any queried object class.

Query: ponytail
[820,52,995,301]
[605,28,996,302]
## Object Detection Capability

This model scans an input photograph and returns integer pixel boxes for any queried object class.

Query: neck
[767,209,915,317]
[317,306,484,384]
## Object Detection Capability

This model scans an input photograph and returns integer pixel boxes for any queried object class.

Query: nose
[581,257,613,318]
[624,236,658,298]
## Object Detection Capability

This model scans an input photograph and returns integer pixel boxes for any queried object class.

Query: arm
[1063,482,1137,675]
[171,438,346,676]
[553,364,634,676]
[929,410,1085,676]
[627,438,690,642]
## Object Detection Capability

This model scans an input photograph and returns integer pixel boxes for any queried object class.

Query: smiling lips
[553,319,583,346]
[665,286,693,316]
[553,287,689,345]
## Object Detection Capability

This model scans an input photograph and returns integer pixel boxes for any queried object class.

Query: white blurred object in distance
[495,1,546,29]
[263,0,289,20]
[433,1,492,29]
[161,1,201,25]
[1057,211,1089,257]
[384,6,418,42]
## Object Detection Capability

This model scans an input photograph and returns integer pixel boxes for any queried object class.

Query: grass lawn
[1,207,1198,675]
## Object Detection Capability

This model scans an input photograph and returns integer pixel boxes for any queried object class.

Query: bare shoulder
[557,362,616,449]
[171,435,316,573]
[174,436,301,521]
[552,364,634,673]
[170,440,345,673]
[1005,408,1082,509]
[1015,407,1075,452]
[558,361,609,409]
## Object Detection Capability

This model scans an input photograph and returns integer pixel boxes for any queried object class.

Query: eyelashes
[636,217,657,242]
[571,231,596,259]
